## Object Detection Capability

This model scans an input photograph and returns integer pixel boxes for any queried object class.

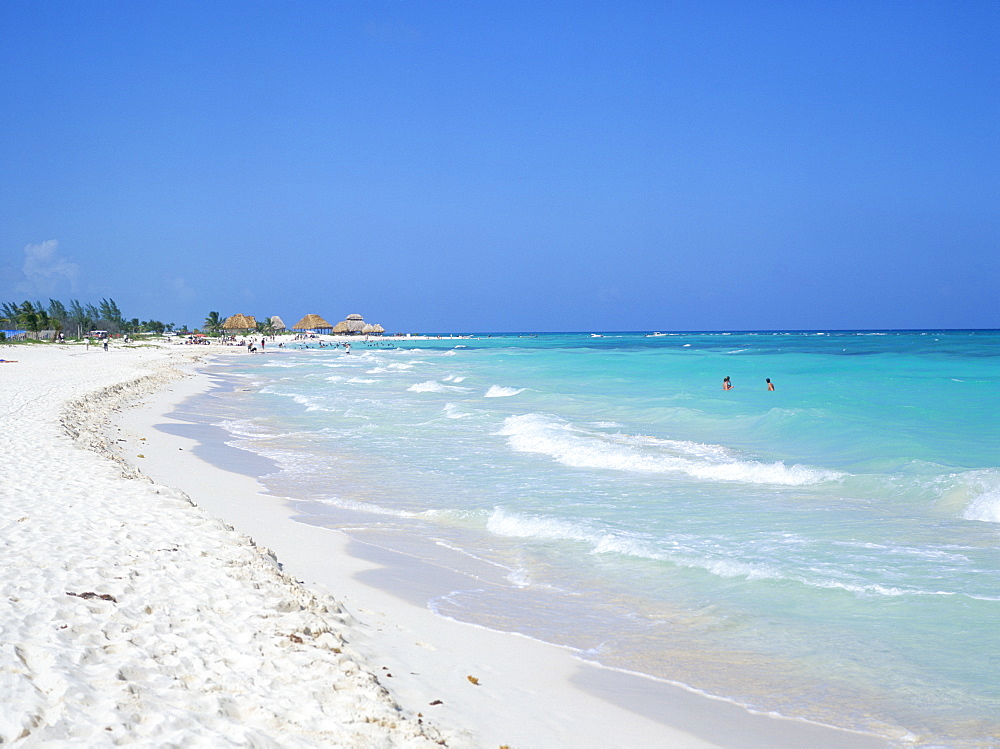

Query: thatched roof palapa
[222,314,257,332]
[332,313,384,335]
[292,314,334,332]
[269,315,286,331]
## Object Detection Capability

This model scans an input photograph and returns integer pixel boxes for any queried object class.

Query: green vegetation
[0,298,175,340]
[203,311,222,335]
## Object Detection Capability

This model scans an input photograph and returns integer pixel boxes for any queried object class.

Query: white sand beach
[1,341,891,747]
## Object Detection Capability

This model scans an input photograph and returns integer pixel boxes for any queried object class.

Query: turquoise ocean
[181,331,1000,746]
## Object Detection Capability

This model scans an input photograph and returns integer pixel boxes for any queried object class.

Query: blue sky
[2,1,997,332]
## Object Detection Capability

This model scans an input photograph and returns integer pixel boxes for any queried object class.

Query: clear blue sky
[2,1,997,332]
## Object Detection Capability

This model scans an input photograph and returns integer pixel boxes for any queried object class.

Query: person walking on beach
[766,378,775,391]
[723,376,733,390]
[102,338,108,352]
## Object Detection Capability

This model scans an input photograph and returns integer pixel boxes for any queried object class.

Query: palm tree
[203,311,222,335]
[68,300,91,338]
[18,301,49,339]
[0,301,18,328]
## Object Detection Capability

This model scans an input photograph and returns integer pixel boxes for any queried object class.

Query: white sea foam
[486,507,970,597]
[963,489,1000,523]
[486,508,666,563]
[443,403,471,419]
[484,385,525,398]
[408,380,466,393]
[258,387,336,412]
[496,413,842,486]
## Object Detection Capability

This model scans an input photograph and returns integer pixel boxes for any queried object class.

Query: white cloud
[18,240,80,296]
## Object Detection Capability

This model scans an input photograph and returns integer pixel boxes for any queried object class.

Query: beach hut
[269,315,286,332]
[344,314,366,334]
[291,314,334,334]
[332,314,385,336]
[222,314,257,334]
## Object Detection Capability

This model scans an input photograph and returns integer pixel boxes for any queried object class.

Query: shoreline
[1,343,453,747]
[0,340,897,746]
[116,347,893,748]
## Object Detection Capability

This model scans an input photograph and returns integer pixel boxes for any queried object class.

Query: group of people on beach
[723,376,775,391]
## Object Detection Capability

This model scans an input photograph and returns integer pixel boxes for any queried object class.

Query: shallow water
[182,331,1000,746]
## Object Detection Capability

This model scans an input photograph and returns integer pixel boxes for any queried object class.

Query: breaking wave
[485,385,525,398]
[496,413,842,486]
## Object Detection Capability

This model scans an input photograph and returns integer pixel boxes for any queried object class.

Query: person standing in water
[766,378,775,391]
[723,376,733,390]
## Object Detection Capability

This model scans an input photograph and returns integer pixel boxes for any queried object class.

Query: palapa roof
[292,313,334,331]
[222,314,257,330]
[269,315,286,330]
[331,313,384,334]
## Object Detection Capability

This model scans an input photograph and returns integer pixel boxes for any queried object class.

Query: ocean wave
[963,487,1000,524]
[485,508,968,597]
[408,380,468,393]
[485,509,661,563]
[484,385,525,398]
[312,495,428,519]
[257,387,336,412]
[443,403,471,419]
[496,413,842,486]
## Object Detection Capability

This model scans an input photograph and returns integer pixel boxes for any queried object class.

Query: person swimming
[766,378,775,391]
[723,376,733,390]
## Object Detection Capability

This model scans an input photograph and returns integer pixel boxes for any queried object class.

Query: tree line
[0,299,175,339]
